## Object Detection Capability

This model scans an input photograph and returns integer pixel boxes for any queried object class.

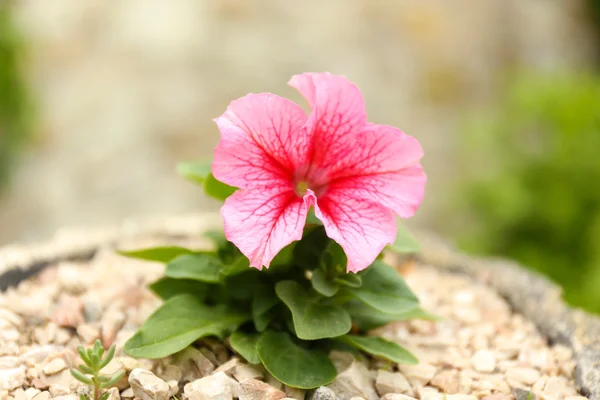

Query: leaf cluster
[71,340,125,400]
[120,220,431,388]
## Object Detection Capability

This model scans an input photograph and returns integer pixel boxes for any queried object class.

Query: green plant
[118,161,434,389]
[453,72,600,313]
[0,3,32,189]
[70,340,125,400]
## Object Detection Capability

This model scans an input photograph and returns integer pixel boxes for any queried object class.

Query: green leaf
[98,345,116,369]
[77,364,94,375]
[320,242,347,273]
[165,253,222,283]
[224,270,262,300]
[257,331,336,389]
[204,173,237,201]
[117,246,193,263]
[275,281,351,340]
[229,331,260,364]
[124,294,248,359]
[306,210,322,226]
[336,335,417,365]
[348,261,418,314]
[311,269,339,297]
[252,286,280,332]
[396,307,441,321]
[70,369,93,385]
[220,256,250,277]
[99,370,125,389]
[203,230,228,249]
[347,301,437,331]
[177,161,211,185]
[293,226,330,269]
[334,273,362,288]
[177,160,237,200]
[100,392,110,400]
[271,242,295,267]
[388,221,421,254]
[149,278,208,300]
[77,346,91,365]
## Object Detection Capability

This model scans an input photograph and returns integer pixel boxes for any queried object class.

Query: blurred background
[1,0,599,312]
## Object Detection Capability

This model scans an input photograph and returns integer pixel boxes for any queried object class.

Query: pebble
[105,387,121,400]
[542,377,573,399]
[327,362,377,400]
[42,358,67,376]
[51,295,85,328]
[100,310,126,347]
[0,310,23,328]
[505,367,540,386]
[0,357,19,369]
[446,396,478,400]
[76,324,100,344]
[31,391,50,400]
[128,369,170,400]
[430,370,459,394]
[261,375,281,392]
[417,387,443,400]
[398,363,437,387]
[233,364,264,382]
[57,264,87,294]
[0,367,26,391]
[120,388,134,398]
[13,388,26,400]
[328,351,355,374]
[512,388,536,400]
[238,379,286,400]
[374,370,412,396]
[472,349,496,373]
[481,395,511,400]
[24,388,40,400]
[42,369,78,391]
[166,380,178,397]
[380,394,417,400]
[214,358,240,376]
[177,347,215,381]
[158,365,181,383]
[309,386,335,400]
[48,385,70,397]
[184,372,240,400]
[284,385,305,400]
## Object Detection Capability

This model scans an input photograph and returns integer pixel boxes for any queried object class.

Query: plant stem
[94,378,100,400]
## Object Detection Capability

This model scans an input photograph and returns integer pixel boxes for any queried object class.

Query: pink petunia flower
[212,73,426,273]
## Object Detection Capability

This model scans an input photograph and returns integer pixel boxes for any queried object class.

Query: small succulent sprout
[71,339,125,400]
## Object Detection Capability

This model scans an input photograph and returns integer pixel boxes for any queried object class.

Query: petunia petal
[213,93,309,190]
[288,73,368,182]
[311,189,397,273]
[221,187,309,269]
[326,124,427,218]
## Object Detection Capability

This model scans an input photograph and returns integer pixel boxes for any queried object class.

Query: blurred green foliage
[455,72,600,313]
[0,4,31,190]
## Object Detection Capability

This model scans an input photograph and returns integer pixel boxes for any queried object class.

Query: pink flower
[212,73,426,273]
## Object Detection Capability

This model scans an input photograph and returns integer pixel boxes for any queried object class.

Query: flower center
[293,165,329,198]
[295,180,310,197]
